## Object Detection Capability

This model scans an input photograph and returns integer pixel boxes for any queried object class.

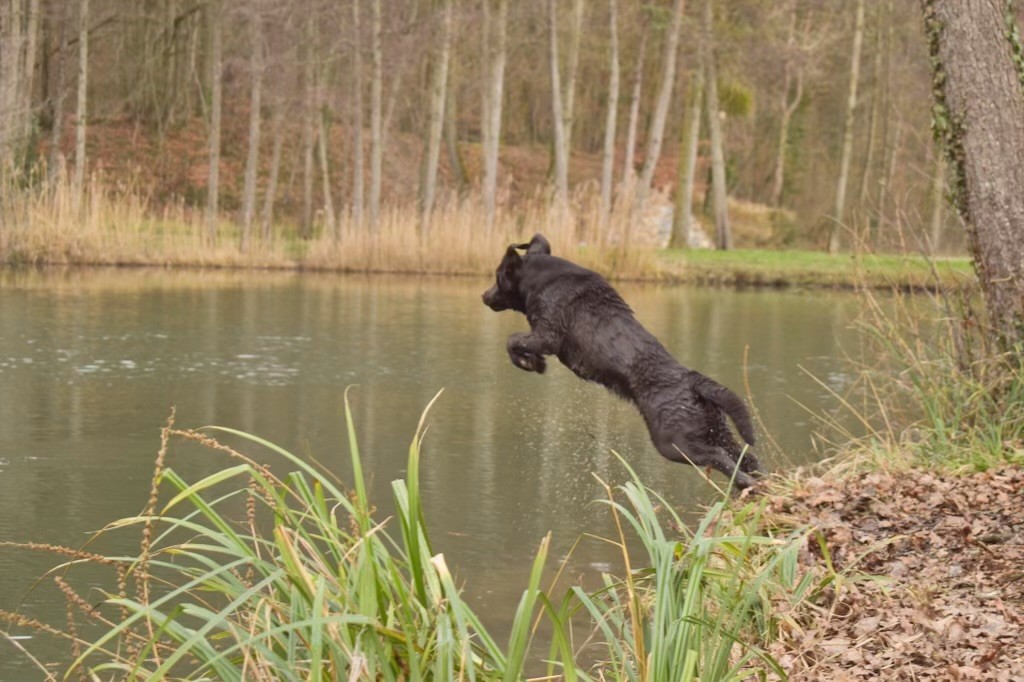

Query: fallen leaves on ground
[765,466,1024,681]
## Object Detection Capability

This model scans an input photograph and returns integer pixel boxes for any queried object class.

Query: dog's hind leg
[653,434,759,490]
[735,447,762,475]
[506,331,557,374]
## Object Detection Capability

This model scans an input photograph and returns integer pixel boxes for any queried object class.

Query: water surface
[0,268,863,677]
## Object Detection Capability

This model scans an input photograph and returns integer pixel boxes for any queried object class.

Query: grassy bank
[662,248,974,290]
[0,177,972,290]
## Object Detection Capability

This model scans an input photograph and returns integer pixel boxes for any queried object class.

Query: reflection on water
[0,267,863,677]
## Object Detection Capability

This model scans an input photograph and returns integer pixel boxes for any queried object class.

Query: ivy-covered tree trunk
[924,0,1024,350]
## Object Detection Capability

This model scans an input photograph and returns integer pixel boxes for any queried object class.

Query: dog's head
[481,234,551,312]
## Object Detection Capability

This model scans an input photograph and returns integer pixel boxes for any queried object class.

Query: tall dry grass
[1,170,661,277]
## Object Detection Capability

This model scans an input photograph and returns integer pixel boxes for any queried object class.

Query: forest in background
[2,0,1013,256]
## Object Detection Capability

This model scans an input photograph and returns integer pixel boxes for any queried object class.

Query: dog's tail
[694,376,756,446]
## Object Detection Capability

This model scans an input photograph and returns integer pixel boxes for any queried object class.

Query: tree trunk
[0,3,15,158]
[878,120,901,233]
[444,71,467,194]
[856,3,886,219]
[548,0,568,204]
[48,0,68,183]
[205,0,223,242]
[928,150,945,255]
[317,109,337,239]
[300,34,316,239]
[875,0,897,233]
[0,0,28,165]
[480,0,492,203]
[240,8,264,252]
[351,0,365,227]
[621,28,646,182]
[21,0,40,145]
[261,104,284,243]
[599,0,620,224]
[770,0,804,208]
[380,1,418,155]
[635,0,685,213]
[670,63,704,249]
[419,0,452,228]
[828,0,865,254]
[924,0,1024,348]
[73,0,89,201]
[369,0,383,230]
[481,0,507,231]
[562,0,584,170]
[703,0,730,250]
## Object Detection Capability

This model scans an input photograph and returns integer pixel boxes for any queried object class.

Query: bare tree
[770,0,807,207]
[317,107,337,239]
[923,0,1024,349]
[0,2,19,159]
[261,101,285,243]
[300,16,317,239]
[856,1,886,216]
[635,0,685,213]
[828,0,865,254]
[670,62,704,249]
[876,1,898,232]
[73,0,90,200]
[927,150,945,254]
[0,0,39,168]
[240,3,265,252]
[444,67,468,194]
[548,0,569,204]
[419,0,453,227]
[369,0,383,229]
[21,0,39,145]
[48,0,69,182]
[621,25,646,182]
[350,0,365,227]
[481,0,508,231]
[703,0,730,250]
[205,0,224,242]
[600,0,620,224]
[562,0,584,172]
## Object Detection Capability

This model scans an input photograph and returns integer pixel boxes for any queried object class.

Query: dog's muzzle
[482,286,508,311]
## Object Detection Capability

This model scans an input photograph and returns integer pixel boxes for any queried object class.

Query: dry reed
[2,171,662,277]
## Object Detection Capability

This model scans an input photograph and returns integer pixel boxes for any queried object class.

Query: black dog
[482,234,762,489]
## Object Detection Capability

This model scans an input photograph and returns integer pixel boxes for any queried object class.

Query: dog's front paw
[533,355,547,373]
[513,352,547,373]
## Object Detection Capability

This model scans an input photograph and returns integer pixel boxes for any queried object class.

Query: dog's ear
[525,233,551,255]
[497,246,522,290]
[502,245,523,264]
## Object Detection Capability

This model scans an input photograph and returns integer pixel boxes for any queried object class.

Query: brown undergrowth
[756,463,1023,681]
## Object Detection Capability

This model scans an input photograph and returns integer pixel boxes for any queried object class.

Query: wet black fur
[482,233,763,489]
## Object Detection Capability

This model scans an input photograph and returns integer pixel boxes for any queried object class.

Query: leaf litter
[761,466,1023,680]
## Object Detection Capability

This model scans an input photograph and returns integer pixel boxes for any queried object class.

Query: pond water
[0,267,864,677]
